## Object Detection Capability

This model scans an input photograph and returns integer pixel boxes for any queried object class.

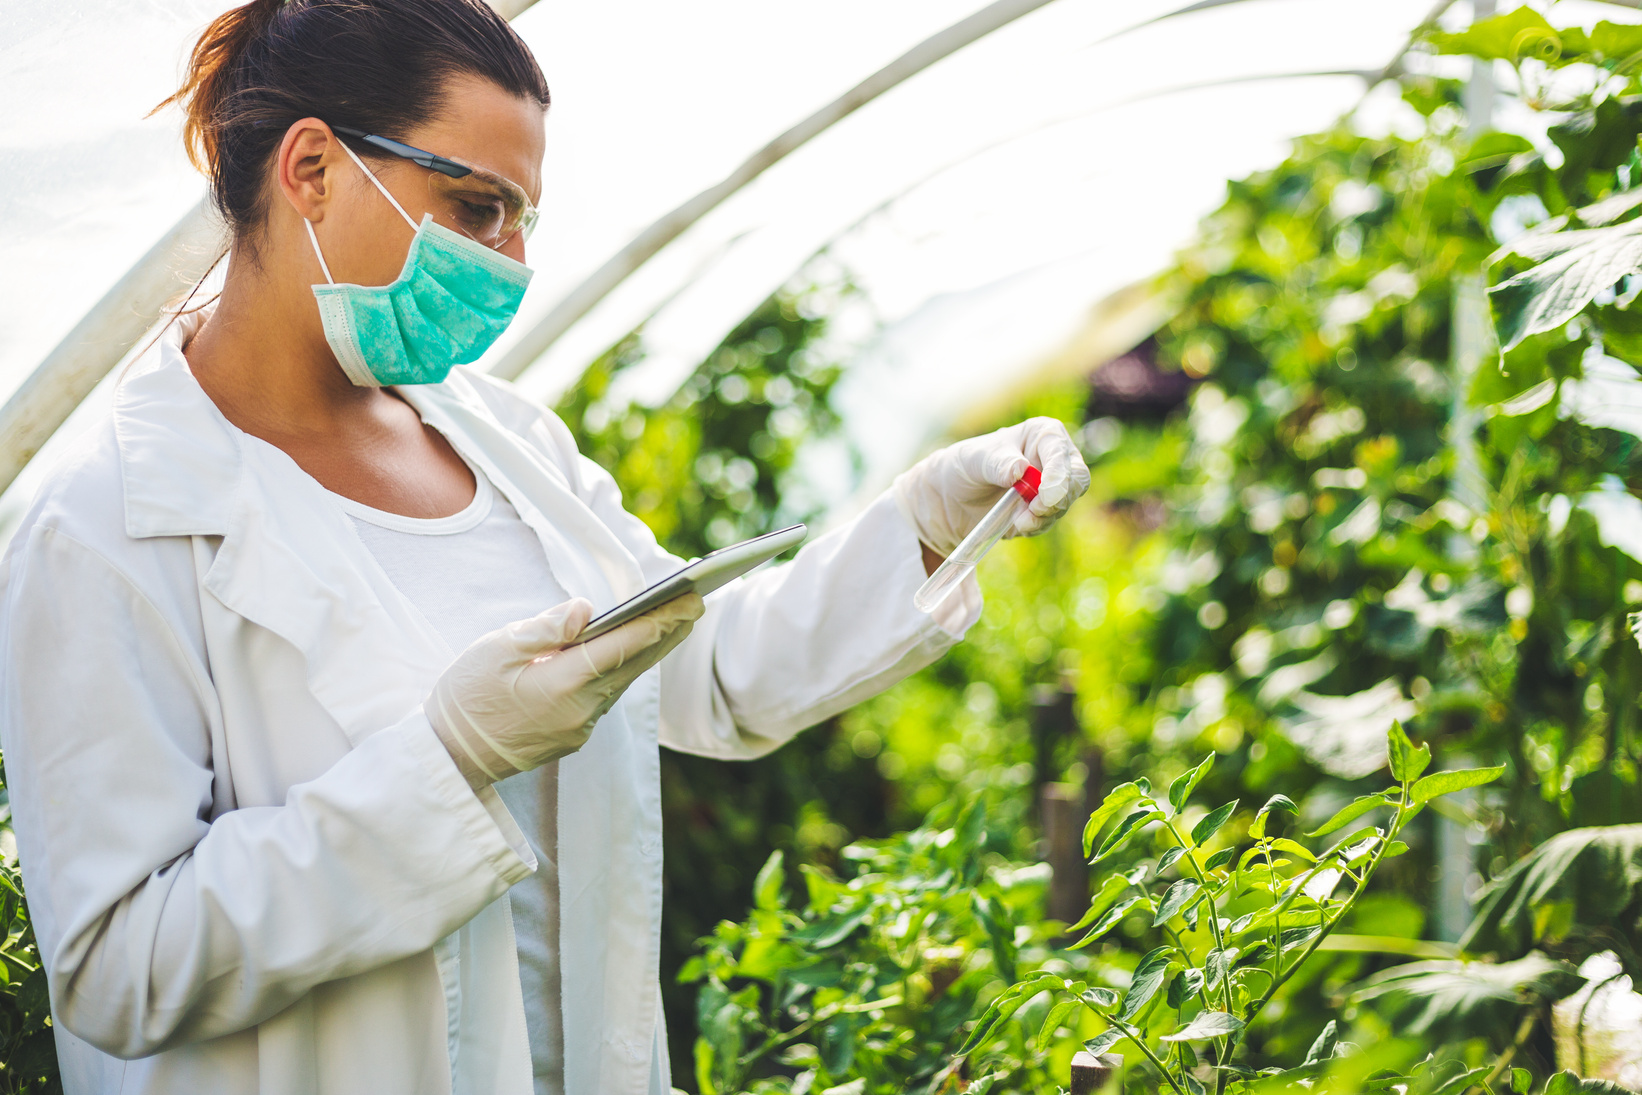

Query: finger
[978,423,1031,490]
[500,599,594,659]
[575,593,704,677]
[1025,424,1087,518]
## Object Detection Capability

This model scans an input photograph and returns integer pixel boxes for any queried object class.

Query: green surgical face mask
[305,141,533,387]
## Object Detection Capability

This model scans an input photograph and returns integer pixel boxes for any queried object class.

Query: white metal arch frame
[0,0,1351,497]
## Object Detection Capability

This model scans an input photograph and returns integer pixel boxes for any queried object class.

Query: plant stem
[1475,1010,1538,1094]
[1110,1016,1191,1095]
[1163,819,1234,1016]
[1223,796,1409,1069]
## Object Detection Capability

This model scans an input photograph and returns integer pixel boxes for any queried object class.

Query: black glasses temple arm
[329,125,472,179]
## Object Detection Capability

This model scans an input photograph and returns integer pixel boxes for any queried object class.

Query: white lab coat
[0,309,980,1095]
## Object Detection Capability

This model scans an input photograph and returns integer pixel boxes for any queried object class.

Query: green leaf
[1158,846,1187,874]
[1308,794,1388,838]
[1409,766,1505,804]
[1036,997,1081,1052]
[1118,946,1173,1020]
[1170,753,1215,812]
[1067,866,1148,932]
[1387,722,1431,783]
[1269,837,1317,862]
[957,971,1065,1056]
[1094,808,1164,864]
[1191,800,1239,846]
[1161,1010,1244,1042]
[1545,1072,1640,1095]
[1249,794,1298,840]
[1204,847,1237,871]
[1461,824,1642,957]
[1304,1020,1338,1066]
[1081,986,1119,1008]
[1153,879,1202,927]
[1350,952,1584,1044]
[1426,7,1560,61]
[1510,1067,1531,1095]
[1083,1027,1124,1056]
[1082,783,1146,857]
[1489,219,1642,351]
[1070,896,1145,950]
[753,850,785,911]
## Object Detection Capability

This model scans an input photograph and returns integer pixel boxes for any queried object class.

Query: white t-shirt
[333,467,568,1095]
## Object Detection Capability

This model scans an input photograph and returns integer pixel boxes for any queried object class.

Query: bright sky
[7,0,1624,515]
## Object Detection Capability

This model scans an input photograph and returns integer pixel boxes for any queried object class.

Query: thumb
[501,598,593,661]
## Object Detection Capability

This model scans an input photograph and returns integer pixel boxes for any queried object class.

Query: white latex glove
[426,593,704,789]
[892,417,1091,557]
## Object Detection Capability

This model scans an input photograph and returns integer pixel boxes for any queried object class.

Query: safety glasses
[332,125,540,248]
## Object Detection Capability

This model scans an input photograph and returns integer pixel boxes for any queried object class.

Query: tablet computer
[575,523,808,642]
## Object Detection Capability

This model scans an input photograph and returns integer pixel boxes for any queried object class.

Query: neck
[185,237,389,442]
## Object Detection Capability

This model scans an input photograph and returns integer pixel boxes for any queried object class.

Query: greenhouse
[3,0,1642,1092]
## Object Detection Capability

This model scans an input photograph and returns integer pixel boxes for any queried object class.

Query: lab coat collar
[114,307,243,540]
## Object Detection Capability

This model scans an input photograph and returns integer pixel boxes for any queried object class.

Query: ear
[276,118,343,222]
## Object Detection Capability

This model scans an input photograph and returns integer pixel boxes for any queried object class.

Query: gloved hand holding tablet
[425,525,806,788]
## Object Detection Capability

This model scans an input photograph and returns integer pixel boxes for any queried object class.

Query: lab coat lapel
[115,325,448,746]
[401,377,646,610]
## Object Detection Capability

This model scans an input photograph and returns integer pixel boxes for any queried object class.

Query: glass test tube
[913,466,1041,613]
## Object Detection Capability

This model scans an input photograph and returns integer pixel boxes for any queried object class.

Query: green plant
[958,727,1501,1093]
[680,792,1074,1095]
[0,762,58,1094]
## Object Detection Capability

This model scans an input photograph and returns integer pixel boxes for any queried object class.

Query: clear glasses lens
[426,165,538,247]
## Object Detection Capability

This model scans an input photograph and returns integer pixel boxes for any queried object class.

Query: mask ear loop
[304,219,334,284]
[335,137,421,232]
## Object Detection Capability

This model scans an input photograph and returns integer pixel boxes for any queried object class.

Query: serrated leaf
[1308,794,1388,838]
[1036,997,1081,1052]
[1154,879,1202,927]
[1170,753,1215,812]
[1082,986,1119,1008]
[1084,1027,1124,1056]
[1192,800,1239,846]
[1161,1010,1245,1042]
[1410,765,1505,804]
[1082,782,1146,857]
[1388,722,1431,782]
[1489,219,1642,351]
[1118,946,1174,1020]
[1249,794,1299,839]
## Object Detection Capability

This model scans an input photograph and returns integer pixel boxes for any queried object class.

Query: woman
[0,2,1090,1093]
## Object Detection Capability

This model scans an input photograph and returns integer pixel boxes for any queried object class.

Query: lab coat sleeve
[516,403,983,758]
[655,494,982,759]
[0,526,535,1059]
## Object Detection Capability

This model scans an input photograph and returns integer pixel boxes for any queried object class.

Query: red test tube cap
[1013,465,1041,502]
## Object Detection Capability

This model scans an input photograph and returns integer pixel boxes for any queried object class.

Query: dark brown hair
[156,0,550,247]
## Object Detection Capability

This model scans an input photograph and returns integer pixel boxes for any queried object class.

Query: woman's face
[305,73,547,287]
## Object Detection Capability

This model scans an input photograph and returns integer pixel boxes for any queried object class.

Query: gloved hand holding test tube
[914,466,1040,611]
[893,417,1092,614]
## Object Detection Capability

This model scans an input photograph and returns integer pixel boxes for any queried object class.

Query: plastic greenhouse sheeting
[0,0,1528,526]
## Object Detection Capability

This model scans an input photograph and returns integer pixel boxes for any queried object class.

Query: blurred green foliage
[0,763,57,1094]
